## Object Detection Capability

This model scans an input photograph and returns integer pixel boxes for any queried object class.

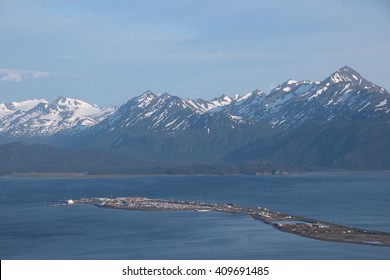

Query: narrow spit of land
[53,196,390,246]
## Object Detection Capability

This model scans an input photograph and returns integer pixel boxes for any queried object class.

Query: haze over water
[0,172,389,259]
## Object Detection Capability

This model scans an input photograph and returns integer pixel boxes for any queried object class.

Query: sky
[0,0,389,107]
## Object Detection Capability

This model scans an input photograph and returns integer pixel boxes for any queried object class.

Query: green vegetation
[1,120,389,175]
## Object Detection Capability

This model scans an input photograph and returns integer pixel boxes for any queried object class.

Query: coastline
[4,169,390,179]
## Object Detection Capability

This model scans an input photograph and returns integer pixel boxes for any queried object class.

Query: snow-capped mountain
[0,66,388,138]
[217,66,389,128]
[97,90,240,132]
[0,97,115,136]
[220,89,267,119]
[0,99,47,118]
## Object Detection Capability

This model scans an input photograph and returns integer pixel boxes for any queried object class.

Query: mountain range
[0,97,115,136]
[1,66,389,174]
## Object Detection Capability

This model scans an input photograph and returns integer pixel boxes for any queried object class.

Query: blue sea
[0,172,389,259]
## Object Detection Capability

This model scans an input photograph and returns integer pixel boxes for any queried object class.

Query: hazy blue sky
[0,0,389,106]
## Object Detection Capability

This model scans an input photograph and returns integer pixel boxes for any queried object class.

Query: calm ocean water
[0,172,389,259]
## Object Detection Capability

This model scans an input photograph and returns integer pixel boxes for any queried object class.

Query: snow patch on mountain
[1,66,389,137]
[8,99,48,111]
[0,97,115,136]
[265,92,294,112]
[376,99,387,108]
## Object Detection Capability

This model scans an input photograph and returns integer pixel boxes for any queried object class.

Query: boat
[196,209,212,212]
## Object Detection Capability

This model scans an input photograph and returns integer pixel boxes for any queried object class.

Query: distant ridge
[0,66,387,137]
[0,66,389,173]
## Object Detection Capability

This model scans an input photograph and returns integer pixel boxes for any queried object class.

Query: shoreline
[4,170,390,179]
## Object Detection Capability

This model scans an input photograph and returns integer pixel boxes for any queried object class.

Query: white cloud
[0,72,23,82]
[0,68,54,82]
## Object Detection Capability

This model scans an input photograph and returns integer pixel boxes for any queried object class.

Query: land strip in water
[53,196,390,246]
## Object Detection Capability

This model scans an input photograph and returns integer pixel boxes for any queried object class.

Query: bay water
[0,172,389,259]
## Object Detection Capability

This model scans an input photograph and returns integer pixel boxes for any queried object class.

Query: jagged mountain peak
[212,94,231,101]
[327,65,363,84]
[142,90,157,95]
[339,65,357,73]
[52,96,100,109]
[211,94,233,104]
[135,90,165,108]
[0,66,388,138]
[234,89,266,102]
[252,89,266,96]
[137,90,159,98]
[270,79,311,95]
[201,95,233,111]
[284,79,298,86]
[288,79,298,84]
